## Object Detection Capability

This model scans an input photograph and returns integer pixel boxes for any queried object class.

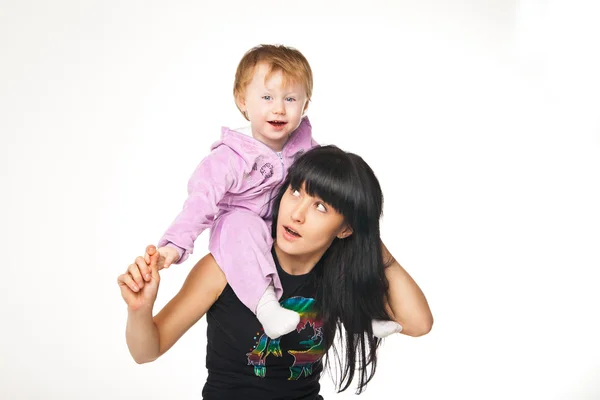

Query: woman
[117,145,433,399]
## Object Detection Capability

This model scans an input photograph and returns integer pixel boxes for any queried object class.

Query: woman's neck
[274,243,324,276]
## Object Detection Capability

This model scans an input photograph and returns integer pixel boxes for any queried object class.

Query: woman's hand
[118,245,161,311]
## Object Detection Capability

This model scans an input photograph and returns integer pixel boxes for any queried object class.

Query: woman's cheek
[314,218,333,243]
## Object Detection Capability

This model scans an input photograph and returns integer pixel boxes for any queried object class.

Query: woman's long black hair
[270,145,393,394]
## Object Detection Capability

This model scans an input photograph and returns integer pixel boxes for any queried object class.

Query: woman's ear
[337,224,353,239]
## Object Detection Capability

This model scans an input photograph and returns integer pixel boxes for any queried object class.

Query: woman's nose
[290,202,306,223]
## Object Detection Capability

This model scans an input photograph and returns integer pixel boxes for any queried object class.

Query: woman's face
[275,184,352,261]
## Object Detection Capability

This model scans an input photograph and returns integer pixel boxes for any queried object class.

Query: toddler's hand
[144,245,180,271]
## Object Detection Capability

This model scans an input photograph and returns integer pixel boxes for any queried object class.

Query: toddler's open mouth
[268,121,287,127]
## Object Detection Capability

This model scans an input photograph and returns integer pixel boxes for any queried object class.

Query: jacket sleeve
[158,145,239,263]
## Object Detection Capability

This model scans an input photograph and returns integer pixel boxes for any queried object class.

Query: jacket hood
[212,116,313,167]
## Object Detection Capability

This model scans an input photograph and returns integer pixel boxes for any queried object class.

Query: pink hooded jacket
[158,117,317,263]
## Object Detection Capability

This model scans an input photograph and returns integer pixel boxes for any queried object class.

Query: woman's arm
[121,251,227,363]
[382,242,434,337]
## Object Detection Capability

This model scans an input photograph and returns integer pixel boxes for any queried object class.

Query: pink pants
[209,209,283,313]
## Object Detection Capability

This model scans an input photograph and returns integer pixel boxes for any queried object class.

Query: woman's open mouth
[283,226,301,238]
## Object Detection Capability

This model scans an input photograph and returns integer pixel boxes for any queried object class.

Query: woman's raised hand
[117,245,161,311]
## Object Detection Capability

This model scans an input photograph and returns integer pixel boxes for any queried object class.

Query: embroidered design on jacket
[260,163,274,179]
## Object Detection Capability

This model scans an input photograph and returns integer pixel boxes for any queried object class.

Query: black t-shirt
[202,250,325,400]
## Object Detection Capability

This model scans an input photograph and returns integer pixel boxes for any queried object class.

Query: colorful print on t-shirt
[246,296,324,380]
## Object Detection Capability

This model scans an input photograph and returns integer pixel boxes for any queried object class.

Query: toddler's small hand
[143,245,180,273]
[156,246,180,270]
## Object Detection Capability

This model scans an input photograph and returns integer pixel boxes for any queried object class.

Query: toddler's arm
[158,145,240,264]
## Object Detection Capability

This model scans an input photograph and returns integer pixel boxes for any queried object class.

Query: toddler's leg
[210,210,300,339]
[372,319,403,338]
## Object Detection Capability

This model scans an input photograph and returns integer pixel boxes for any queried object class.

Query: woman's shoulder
[176,254,227,307]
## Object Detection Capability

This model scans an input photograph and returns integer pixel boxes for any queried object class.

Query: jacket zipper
[276,151,285,183]
[234,127,296,184]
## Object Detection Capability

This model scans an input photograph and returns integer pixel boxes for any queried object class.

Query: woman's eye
[316,203,327,212]
[262,95,272,100]
[291,189,300,197]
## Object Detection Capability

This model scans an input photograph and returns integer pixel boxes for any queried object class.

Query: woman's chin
[275,236,302,256]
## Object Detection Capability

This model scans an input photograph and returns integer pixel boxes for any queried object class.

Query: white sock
[256,284,301,339]
[372,319,403,338]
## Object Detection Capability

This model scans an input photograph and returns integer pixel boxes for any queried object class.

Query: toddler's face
[239,62,308,151]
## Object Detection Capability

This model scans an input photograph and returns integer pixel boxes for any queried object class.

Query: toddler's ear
[302,99,310,114]
[235,93,246,109]
[235,95,249,121]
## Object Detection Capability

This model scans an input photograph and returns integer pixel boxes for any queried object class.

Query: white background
[1,0,599,399]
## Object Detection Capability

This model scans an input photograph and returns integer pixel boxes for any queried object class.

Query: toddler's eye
[316,203,327,212]
[285,97,296,102]
[262,95,272,100]
[291,189,300,197]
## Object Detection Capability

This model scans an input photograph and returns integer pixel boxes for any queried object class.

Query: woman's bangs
[288,156,357,217]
